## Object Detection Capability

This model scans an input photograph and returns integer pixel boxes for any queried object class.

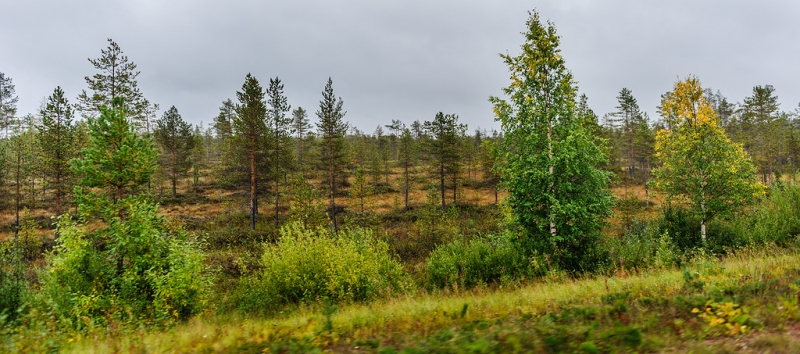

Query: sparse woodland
[4,10,800,353]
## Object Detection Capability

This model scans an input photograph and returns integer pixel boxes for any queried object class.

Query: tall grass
[63,247,800,353]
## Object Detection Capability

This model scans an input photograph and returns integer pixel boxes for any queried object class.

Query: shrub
[603,218,676,270]
[235,223,409,313]
[657,206,704,252]
[426,234,532,290]
[39,198,212,330]
[393,186,461,261]
[745,185,800,246]
[657,185,800,254]
[0,241,24,322]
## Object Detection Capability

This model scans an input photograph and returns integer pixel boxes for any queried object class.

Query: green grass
[54,247,800,353]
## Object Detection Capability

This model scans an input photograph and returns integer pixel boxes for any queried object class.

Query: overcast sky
[2,0,799,132]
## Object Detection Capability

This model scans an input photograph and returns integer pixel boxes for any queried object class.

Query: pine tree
[77,39,151,124]
[37,87,76,215]
[44,96,210,327]
[7,116,36,227]
[266,77,294,228]
[350,164,370,214]
[741,85,781,184]
[72,97,158,203]
[374,126,391,185]
[0,72,18,212]
[292,107,310,174]
[654,76,764,243]
[423,112,465,211]
[214,99,235,141]
[316,78,348,233]
[153,106,195,196]
[0,72,18,139]
[490,10,614,272]
[213,99,239,188]
[611,88,648,184]
[397,126,415,208]
[233,74,267,230]
[479,138,502,205]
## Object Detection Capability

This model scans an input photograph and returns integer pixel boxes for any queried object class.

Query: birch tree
[490,10,613,271]
[654,76,764,243]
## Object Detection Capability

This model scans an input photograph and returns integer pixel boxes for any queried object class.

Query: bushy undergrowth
[606,185,800,271]
[234,222,409,314]
[737,184,800,246]
[426,233,533,290]
[39,197,212,330]
[604,218,677,271]
[0,241,24,323]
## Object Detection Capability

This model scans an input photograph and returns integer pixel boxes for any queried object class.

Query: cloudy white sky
[2,0,799,132]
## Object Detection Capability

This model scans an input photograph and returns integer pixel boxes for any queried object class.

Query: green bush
[235,223,409,313]
[745,185,800,246]
[603,218,676,270]
[39,198,212,330]
[426,234,532,289]
[657,185,800,254]
[0,241,24,323]
[658,206,701,252]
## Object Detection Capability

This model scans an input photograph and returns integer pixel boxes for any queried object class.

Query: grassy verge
[56,248,800,353]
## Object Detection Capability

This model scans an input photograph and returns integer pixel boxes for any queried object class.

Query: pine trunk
[329,136,338,233]
[171,150,177,196]
[440,161,445,212]
[250,148,257,230]
[404,163,409,208]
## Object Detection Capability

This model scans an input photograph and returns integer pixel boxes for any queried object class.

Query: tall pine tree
[292,107,310,175]
[233,74,267,229]
[741,85,781,184]
[266,77,293,228]
[153,106,195,196]
[38,86,76,215]
[423,112,465,211]
[72,97,158,203]
[316,78,348,233]
[77,39,152,124]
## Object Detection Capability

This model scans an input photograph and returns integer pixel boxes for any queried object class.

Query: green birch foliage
[38,86,76,214]
[490,10,614,272]
[41,98,210,330]
[653,77,764,243]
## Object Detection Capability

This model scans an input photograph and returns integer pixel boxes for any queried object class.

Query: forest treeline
[0,40,502,233]
[1,43,798,232]
[0,9,799,351]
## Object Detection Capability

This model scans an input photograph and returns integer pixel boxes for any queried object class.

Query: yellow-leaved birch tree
[653,76,764,243]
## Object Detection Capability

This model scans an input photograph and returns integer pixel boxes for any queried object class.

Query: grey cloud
[1,0,798,131]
